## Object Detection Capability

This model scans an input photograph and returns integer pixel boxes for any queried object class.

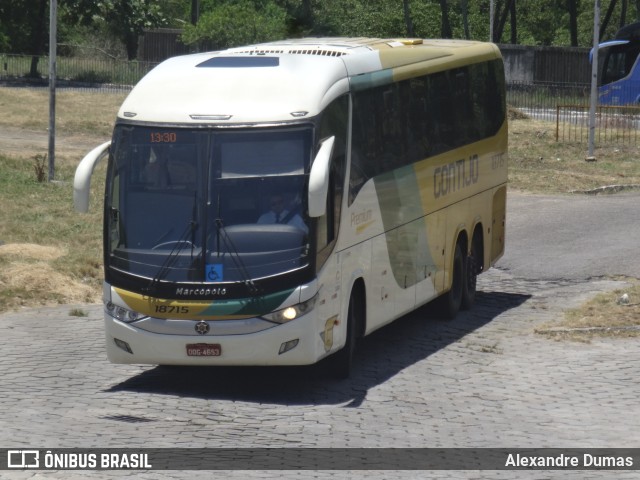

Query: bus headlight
[261,295,317,324]
[105,301,144,323]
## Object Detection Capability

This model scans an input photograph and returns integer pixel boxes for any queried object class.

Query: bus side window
[603,51,627,85]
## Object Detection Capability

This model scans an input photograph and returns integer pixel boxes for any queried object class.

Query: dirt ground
[0,124,108,159]
[0,243,100,305]
[0,126,108,309]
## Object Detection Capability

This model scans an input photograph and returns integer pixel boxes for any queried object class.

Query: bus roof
[615,22,640,41]
[118,38,501,125]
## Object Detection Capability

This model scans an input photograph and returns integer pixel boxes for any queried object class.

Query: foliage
[314,0,405,37]
[3,0,640,61]
[62,0,169,59]
[491,0,640,46]
[182,1,288,48]
[0,0,47,54]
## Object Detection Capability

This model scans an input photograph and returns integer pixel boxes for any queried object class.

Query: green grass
[0,154,105,310]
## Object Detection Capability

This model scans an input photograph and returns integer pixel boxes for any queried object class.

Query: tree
[63,0,168,59]
[601,0,620,39]
[568,0,579,46]
[308,0,407,38]
[182,1,288,50]
[492,0,516,43]
[510,0,516,43]
[191,0,200,25]
[288,0,315,35]
[620,0,628,28]
[28,0,48,76]
[460,0,470,39]
[598,0,636,41]
[0,0,49,75]
[7,0,640,62]
[509,0,563,45]
[403,0,415,37]
[440,0,453,38]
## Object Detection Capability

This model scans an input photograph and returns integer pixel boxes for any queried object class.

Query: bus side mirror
[308,136,335,218]
[74,141,111,213]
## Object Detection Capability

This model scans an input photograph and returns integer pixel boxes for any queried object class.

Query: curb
[570,184,640,195]
[536,325,640,335]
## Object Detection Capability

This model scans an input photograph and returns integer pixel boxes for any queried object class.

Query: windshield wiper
[214,217,260,295]
[145,192,200,294]
[144,220,198,294]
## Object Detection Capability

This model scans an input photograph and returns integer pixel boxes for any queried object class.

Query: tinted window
[350,59,505,202]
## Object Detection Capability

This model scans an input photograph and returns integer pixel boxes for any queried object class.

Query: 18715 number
[155,305,189,314]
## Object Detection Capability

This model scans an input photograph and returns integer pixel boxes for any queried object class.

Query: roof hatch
[197,56,280,68]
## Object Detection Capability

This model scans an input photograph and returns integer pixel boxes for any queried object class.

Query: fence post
[587,0,600,161]
[48,0,57,181]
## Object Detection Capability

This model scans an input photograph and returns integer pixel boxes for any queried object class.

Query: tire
[327,293,358,379]
[461,240,479,310]
[435,242,464,320]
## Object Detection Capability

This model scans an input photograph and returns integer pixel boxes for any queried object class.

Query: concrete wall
[499,44,590,85]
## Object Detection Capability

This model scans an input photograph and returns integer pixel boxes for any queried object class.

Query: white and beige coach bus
[74,37,507,378]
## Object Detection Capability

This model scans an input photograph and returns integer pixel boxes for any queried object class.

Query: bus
[594,22,640,104]
[74,37,507,378]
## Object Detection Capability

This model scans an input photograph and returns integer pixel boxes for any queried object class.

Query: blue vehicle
[593,22,640,105]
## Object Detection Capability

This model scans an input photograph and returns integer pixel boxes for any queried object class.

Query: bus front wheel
[327,291,359,379]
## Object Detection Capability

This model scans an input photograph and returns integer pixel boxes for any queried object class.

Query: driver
[257,194,308,233]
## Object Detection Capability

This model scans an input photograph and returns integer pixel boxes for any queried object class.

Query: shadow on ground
[106,290,530,406]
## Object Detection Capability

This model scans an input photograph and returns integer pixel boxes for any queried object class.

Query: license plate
[186,343,222,357]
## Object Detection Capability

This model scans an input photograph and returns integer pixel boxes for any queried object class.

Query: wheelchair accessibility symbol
[206,264,224,282]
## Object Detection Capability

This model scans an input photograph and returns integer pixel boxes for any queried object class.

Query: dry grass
[508,117,640,193]
[536,282,640,340]
[0,88,125,136]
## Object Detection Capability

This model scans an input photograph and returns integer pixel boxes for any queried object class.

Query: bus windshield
[106,125,312,286]
[601,43,640,86]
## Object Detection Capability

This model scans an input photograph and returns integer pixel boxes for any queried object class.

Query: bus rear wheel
[461,240,479,310]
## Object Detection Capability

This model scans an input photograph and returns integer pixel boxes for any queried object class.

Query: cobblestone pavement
[1,269,638,480]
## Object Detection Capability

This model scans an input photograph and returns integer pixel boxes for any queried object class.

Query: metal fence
[0,53,156,92]
[556,104,640,145]
[1,52,640,146]
[506,83,640,146]
[507,81,591,119]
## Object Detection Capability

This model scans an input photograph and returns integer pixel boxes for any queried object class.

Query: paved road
[1,192,639,480]
[501,191,640,280]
